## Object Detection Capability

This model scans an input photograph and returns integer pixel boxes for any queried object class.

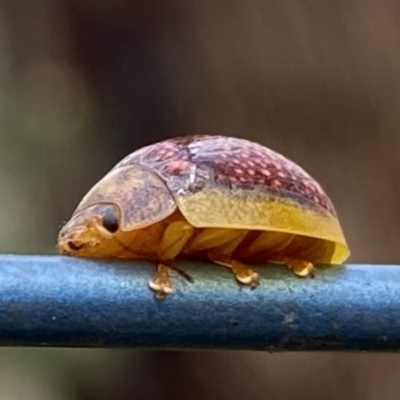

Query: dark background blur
[1,0,400,399]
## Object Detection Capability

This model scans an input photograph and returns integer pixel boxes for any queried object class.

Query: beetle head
[57,203,122,257]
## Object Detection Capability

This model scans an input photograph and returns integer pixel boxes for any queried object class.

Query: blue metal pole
[0,254,398,351]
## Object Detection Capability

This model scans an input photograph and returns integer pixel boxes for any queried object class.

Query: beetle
[58,134,350,297]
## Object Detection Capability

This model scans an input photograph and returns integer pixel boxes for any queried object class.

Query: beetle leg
[285,258,316,277]
[210,255,260,288]
[206,230,259,288]
[189,228,259,288]
[148,221,194,297]
[157,221,195,260]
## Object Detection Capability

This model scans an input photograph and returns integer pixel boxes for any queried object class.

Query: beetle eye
[101,207,119,233]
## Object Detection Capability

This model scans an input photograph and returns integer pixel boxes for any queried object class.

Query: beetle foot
[231,260,260,288]
[149,264,174,299]
[285,258,316,278]
[209,254,260,288]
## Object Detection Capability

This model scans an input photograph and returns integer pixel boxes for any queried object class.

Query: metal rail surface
[0,255,398,351]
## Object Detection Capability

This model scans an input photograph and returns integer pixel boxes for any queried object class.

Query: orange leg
[148,221,194,298]
[246,231,316,278]
[189,228,259,288]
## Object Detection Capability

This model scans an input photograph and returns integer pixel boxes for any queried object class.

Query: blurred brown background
[0,0,400,399]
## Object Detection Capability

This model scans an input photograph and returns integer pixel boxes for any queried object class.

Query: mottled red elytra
[58,134,350,298]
